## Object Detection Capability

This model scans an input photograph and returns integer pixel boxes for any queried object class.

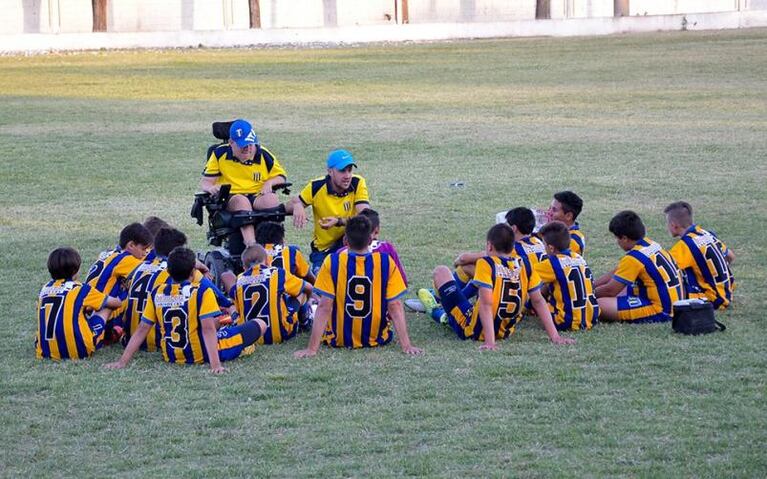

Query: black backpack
[672,300,726,335]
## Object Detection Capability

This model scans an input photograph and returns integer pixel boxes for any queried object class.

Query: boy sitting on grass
[36,247,122,360]
[595,211,684,323]
[85,222,153,344]
[224,244,314,345]
[419,224,574,350]
[105,247,265,374]
[534,221,599,331]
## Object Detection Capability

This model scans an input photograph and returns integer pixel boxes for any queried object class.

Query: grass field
[1,28,766,477]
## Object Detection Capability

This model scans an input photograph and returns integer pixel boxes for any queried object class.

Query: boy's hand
[103,361,126,370]
[294,348,317,358]
[479,342,497,351]
[551,336,576,345]
[401,345,424,356]
[210,365,227,374]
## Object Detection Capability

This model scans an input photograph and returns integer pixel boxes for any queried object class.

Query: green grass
[1,29,766,477]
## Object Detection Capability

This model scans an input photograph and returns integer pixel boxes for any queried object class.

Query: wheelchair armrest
[271,182,292,196]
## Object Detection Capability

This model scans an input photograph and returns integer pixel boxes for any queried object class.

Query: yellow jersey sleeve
[202,152,221,176]
[669,241,694,269]
[385,258,407,301]
[613,255,640,286]
[141,293,157,325]
[284,271,305,298]
[354,176,370,205]
[82,284,108,311]
[534,258,556,284]
[299,180,315,206]
[115,255,143,280]
[199,286,222,321]
[472,258,493,289]
[295,250,310,278]
[527,264,543,292]
[314,256,335,298]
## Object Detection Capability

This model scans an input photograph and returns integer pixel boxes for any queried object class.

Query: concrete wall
[0,0,765,36]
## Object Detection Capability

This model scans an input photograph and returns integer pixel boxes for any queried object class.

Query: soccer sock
[430,307,446,324]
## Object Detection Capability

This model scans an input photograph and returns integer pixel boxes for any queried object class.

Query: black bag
[672,300,725,335]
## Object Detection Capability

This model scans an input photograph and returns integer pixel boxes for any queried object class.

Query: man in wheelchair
[192,120,295,284]
[199,119,299,246]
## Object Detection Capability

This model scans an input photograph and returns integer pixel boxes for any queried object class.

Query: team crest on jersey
[343,201,351,212]
[253,172,261,182]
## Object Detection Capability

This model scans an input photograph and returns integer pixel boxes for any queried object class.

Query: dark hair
[47,247,81,280]
[609,210,646,241]
[119,223,153,249]
[167,247,197,282]
[154,228,188,257]
[505,207,535,235]
[345,216,372,251]
[538,221,571,252]
[255,221,285,245]
[554,191,584,221]
[663,201,694,227]
[143,216,170,239]
[486,223,515,254]
[241,244,267,268]
[358,208,380,231]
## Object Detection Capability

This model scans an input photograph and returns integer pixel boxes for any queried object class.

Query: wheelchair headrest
[212,121,235,141]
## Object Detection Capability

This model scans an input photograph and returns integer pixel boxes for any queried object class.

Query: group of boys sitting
[35,191,735,372]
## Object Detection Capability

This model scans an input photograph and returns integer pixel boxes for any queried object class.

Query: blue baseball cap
[229,119,259,148]
[326,149,356,170]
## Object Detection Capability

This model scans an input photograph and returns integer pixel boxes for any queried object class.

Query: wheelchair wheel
[204,251,227,290]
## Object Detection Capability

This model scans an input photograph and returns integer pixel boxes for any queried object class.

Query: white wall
[550,0,614,19]
[631,0,738,16]
[407,0,536,23]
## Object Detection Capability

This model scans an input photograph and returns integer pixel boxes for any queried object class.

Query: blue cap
[326,149,356,170]
[229,119,258,148]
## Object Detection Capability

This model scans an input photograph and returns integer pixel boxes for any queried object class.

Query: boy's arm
[725,249,735,264]
[201,318,225,374]
[104,321,152,369]
[594,269,616,287]
[105,296,122,309]
[294,296,332,358]
[595,278,626,298]
[302,281,314,296]
[388,299,423,356]
[530,289,574,345]
[454,251,484,267]
[477,287,497,350]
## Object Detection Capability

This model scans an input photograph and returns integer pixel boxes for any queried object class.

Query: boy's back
[670,225,734,309]
[535,251,599,330]
[86,247,143,297]
[231,264,305,344]
[36,279,107,360]
[615,238,684,320]
[314,249,406,348]
[143,280,221,364]
[263,243,310,279]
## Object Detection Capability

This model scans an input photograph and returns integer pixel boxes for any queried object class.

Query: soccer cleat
[404,298,426,313]
[417,289,448,325]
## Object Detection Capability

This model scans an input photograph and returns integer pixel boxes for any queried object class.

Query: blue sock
[431,307,445,323]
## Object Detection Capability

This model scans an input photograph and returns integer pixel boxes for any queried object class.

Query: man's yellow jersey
[202,144,286,195]
[314,250,406,348]
[669,225,733,309]
[298,175,370,251]
[535,251,599,330]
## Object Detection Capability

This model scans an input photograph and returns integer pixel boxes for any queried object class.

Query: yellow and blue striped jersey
[613,238,684,317]
[202,144,286,195]
[263,243,310,279]
[85,247,144,298]
[512,235,547,274]
[298,175,370,251]
[314,250,406,348]
[141,281,222,364]
[669,224,733,309]
[468,255,542,340]
[230,265,305,344]
[36,280,107,360]
[535,251,599,330]
[569,223,586,256]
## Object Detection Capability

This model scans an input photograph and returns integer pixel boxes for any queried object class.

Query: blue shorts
[216,320,262,361]
[616,295,671,323]
[438,281,478,340]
